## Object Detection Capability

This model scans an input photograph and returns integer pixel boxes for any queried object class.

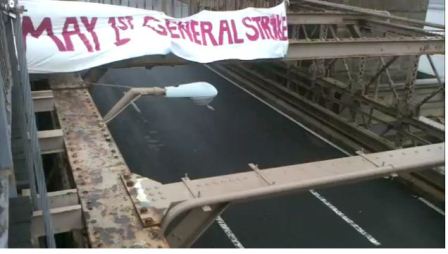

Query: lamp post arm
[103,87,165,123]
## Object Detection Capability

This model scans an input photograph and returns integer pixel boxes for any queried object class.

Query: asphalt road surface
[90,64,444,248]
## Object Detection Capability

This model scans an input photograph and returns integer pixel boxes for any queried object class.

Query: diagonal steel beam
[364,56,399,94]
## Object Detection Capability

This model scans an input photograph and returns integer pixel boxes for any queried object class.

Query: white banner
[21,0,289,73]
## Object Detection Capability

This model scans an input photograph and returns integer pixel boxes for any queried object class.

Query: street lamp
[103,82,218,123]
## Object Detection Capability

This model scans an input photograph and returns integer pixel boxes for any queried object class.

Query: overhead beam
[38,129,64,155]
[123,143,444,247]
[287,11,360,24]
[418,116,445,132]
[298,0,445,29]
[286,38,444,60]
[32,90,54,113]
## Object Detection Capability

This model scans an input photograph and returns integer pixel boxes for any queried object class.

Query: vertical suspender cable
[9,0,56,247]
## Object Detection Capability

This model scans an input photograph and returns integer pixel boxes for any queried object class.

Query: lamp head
[165,82,218,106]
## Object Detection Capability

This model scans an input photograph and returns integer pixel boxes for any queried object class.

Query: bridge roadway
[90,64,444,248]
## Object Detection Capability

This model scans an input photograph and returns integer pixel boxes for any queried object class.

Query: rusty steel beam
[287,11,360,24]
[286,37,444,60]
[297,0,445,29]
[279,65,445,141]
[122,143,444,247]
[365,19,442,37]
[50,74,168,248]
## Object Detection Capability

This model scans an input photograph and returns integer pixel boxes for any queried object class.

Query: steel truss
[48,74,445,248]
[29,0,445,248]
[203,0,445,202]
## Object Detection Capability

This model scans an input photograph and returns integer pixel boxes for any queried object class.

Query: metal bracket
[121,173,165,227]
[355,150,396,177]
[181,175,212,212]
[249,163,275,185]
[355,150,385,168]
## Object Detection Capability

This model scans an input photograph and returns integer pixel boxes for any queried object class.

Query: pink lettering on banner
[166,19,180,39]
[242,17,259,41]
[218,20,233,45]
[178,21,193,41]
[22,14,288,53]
[141,15,288,45]
[22,0,288,73]
[230,20,244,44]
[190,20,201,45]
[281,16,288,40]
[108,16,134,46]
[241,15,288,42]
[200,21,218,46]
[143,16,168,36]
[252,17,266,39]
[22,16,104,52]
[62,17,94,52]
[22,16,66,51]
[81,17,100,51]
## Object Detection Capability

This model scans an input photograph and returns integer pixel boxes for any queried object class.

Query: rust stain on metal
[120,174,164,227]
[50,74,169,248]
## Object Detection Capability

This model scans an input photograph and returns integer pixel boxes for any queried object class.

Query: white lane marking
[205,64,351,156]
[215,216,245,248]
[310,190,382,246]
[206,64,382,246]
[418,197,445,216]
